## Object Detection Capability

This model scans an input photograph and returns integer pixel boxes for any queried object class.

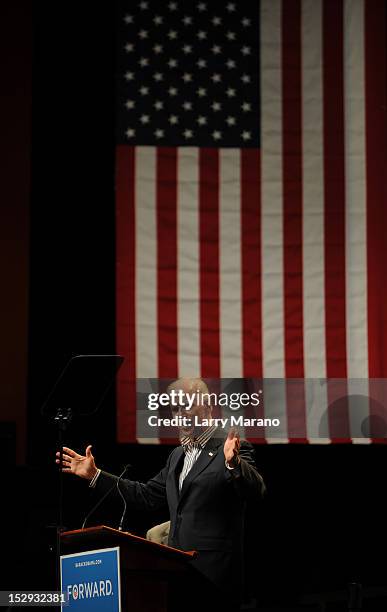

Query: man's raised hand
[223,429,241,467]
[56,445,98,481]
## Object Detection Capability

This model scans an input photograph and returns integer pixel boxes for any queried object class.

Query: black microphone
[81,464,131,530]
[117,466,131,531]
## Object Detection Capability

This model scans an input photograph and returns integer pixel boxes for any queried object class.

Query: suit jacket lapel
[178,435,224,506]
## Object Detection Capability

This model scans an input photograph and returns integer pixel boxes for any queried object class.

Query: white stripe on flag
[220,149,242,378]
[302,0,327,380]
[177,147,201,378]
[261,0,288,441]
[261,0,285,378]
[344,0,368,380]
[344,0,370,441]
[302,0,329,440]
[135,147,158,378]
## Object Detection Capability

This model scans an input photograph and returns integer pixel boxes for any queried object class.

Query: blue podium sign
[60,547,121,611]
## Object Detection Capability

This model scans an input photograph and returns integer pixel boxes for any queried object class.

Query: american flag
[115,0,387,443]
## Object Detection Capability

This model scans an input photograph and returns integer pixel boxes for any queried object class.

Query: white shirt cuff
[89,468,101,488]
[225,458,240,470]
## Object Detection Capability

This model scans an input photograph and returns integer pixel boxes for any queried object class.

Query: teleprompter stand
[40,354,124,589]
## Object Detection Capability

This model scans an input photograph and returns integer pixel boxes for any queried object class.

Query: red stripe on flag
[243,378,267,444]
[199,148,220,377]
[241,149,262,378]
[157,148,178,379]
[323,0,350,441]
[365,0,387,443]
[116,145,136,442]
[241,150,264,443]
[282,0,307,442]
[365,0,387,379]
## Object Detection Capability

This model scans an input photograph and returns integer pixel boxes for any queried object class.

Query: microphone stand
[117,470,129,531]
[81,465,131,530]
[53,407,72,594]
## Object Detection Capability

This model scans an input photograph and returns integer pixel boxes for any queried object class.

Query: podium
[60,526,197,612]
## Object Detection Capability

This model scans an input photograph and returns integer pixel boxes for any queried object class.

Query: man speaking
[56,378,266,610]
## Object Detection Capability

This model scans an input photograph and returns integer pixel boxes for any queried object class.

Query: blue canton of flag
[117,0,260,147]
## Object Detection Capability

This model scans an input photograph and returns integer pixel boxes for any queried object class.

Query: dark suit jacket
[95,434,265,601]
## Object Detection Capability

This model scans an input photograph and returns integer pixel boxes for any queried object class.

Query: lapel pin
[208,451,214,456]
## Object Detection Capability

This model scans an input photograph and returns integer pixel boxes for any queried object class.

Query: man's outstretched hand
[56,445,98,481]
[223,429,241,467]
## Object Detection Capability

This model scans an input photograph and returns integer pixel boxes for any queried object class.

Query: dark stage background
[0,2,386,610]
